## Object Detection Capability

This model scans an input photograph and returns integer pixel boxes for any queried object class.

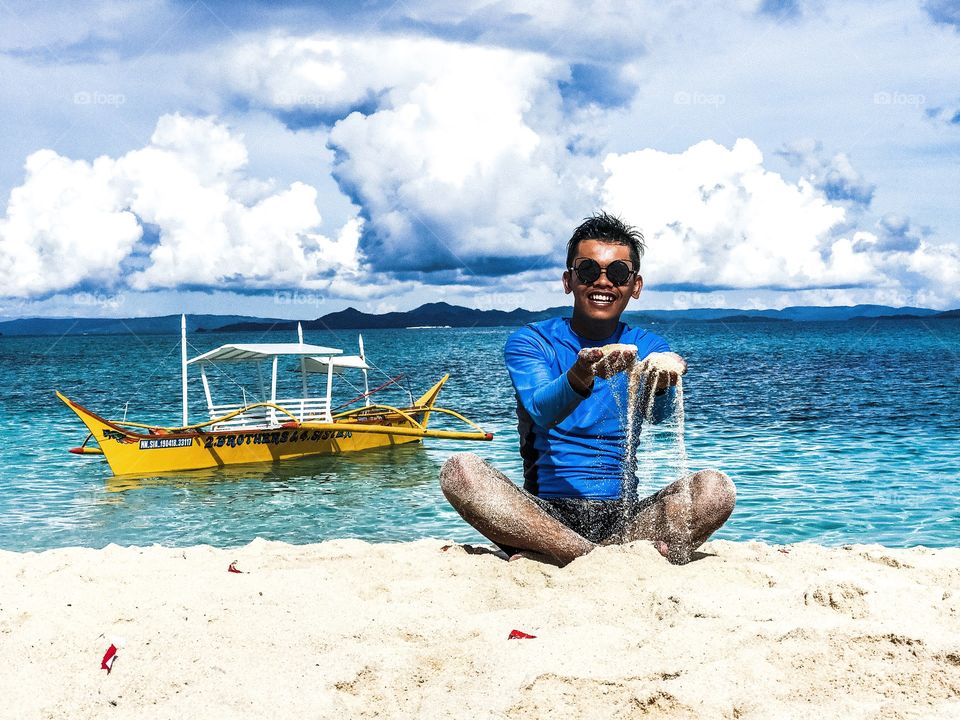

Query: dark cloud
[559,63,635,109]
[329,155,566,280]
[925,103,960,126]
[226,89,385,131]
[873,214,926,253]
[820,174,875,206]
[175,0,649,68]
[323,174,459,275]
[117,220,160,276]
[274,95,383,131]
[923,0,960,28]
[4,3,251,63]
[385,254,556,284]
[757,0,802,20]
[349,215,560,279]
[776,139,875,208]
[392,12,647,66]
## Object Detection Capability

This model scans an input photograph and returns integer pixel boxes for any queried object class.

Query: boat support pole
[298,323,308,421]
[359,334,370,406]
[270,355,278,426]
[181,314,188,427]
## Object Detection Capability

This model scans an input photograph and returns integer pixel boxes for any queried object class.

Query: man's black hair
[565,211,645,270]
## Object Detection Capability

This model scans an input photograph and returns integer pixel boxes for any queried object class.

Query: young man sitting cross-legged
[440,212,736,565]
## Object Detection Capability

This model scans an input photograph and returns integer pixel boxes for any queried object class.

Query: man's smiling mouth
[587,292,616,305]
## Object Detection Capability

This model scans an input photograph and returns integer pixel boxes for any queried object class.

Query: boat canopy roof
[302,355,370,373]
[188,342,343,364]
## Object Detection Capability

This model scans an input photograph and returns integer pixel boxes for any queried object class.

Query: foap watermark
[667,292,729,310]
[474,292,523,312]
[273,92,327,108]
[674,90,726,107]
[872,489,928,510]
[873,91,925,107]
[74,291,126,310]
[73,90,126,107]
[274,290,325,308]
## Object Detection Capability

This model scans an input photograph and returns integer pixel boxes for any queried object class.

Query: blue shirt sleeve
[504,327,588,428]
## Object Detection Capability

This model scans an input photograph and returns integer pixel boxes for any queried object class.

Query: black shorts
[495,489,660,557]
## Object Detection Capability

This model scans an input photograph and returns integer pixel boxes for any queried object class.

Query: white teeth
[589,294,615,302]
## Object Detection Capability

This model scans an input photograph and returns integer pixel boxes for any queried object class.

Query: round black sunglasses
[568,258,636,286]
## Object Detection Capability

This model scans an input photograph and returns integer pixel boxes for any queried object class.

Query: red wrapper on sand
[228,561,243,573]
[101,644,117,673]
[508,629,536,639]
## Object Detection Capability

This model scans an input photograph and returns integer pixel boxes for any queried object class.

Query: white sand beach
[2,539,959,719]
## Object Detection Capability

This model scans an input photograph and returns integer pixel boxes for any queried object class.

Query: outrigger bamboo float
[58,316,492,476]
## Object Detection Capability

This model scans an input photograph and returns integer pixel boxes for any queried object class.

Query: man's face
[562,239,643,325]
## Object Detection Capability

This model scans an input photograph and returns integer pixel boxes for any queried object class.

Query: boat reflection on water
[103,442,443,494]
[89,441,464,547]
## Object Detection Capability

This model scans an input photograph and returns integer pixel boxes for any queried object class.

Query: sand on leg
[439,453,596,565]
[614,469,736,564]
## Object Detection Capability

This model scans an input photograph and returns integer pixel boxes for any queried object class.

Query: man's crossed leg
[440,452,735,565]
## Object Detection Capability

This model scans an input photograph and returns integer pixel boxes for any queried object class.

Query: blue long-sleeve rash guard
[504,317,671,500]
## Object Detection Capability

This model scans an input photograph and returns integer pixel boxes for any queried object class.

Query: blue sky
[0,0,958,319]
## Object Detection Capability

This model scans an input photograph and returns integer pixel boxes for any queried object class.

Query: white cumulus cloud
[602,138,873,291]
[601,138,960,306]
[0,114,360,298]
[0,150,141,297]
[222,34,597,276]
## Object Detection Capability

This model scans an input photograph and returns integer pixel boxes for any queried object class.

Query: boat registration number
[139,437,194,450]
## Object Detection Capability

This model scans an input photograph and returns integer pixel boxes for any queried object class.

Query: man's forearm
[566,363,595,396]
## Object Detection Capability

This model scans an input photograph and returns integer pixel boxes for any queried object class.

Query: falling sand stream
[595,347,692,550]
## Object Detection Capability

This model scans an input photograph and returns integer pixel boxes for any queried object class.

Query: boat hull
[57,387,443,477]
[101,424,422,475]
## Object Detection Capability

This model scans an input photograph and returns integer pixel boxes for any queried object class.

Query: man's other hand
[637,351,687,392]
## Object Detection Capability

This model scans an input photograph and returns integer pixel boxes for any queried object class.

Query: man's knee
[439,452,486,499]
[691,469,736,520]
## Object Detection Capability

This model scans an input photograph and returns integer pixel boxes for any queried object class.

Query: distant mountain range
[0,303,954,336]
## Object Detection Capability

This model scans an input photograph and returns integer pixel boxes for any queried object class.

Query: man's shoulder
[507,317,568,344]
[505,318,572,366]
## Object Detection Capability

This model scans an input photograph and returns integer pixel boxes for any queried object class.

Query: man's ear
[632,274,643,299]
[562,270,572,294]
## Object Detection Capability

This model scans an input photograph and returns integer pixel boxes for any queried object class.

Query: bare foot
[654,540,692,565]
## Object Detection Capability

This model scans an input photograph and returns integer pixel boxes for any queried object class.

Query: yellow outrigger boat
[59,316,492,476]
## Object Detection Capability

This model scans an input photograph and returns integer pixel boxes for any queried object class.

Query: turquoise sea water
[1,319,958,551]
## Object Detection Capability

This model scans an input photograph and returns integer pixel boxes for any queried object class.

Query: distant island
[0,302,954,336]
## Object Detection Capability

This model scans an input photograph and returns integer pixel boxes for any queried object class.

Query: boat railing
[209,397,332,431]
[208,403,272,431]
[274,397,332,423]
